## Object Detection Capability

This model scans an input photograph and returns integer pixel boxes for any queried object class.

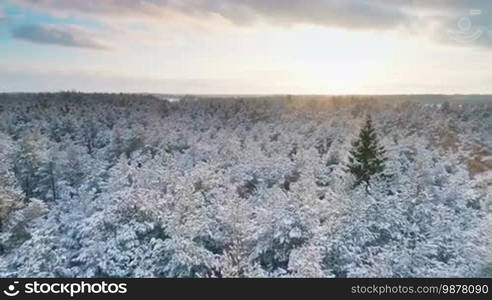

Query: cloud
[12,24,111,50]
[10,0,492,47]
[12,0,410,29]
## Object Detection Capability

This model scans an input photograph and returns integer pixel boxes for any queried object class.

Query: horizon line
[2,91,492,97]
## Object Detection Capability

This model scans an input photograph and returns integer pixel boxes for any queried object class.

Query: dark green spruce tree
[347,116,387,188]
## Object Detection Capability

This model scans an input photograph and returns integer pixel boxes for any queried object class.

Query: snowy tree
[0,132,24,233]
[347,116,387,188]
[14,130,50,199]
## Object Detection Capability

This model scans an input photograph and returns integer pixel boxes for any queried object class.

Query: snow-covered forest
[0,93,491,278]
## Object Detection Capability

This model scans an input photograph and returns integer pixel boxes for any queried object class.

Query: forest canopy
[0,93,491,278]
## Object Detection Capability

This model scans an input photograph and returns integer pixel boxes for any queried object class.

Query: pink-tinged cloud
[11,0,492,48]
[13,0,408,29]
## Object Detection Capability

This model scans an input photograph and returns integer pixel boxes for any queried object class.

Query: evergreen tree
[347,116,387,187]
[14,132,48,199]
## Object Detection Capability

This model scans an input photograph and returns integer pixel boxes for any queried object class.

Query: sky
[1,0,492,94]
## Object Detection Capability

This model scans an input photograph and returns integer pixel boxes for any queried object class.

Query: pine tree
[14,132,48,199]
[347,116,387,188]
